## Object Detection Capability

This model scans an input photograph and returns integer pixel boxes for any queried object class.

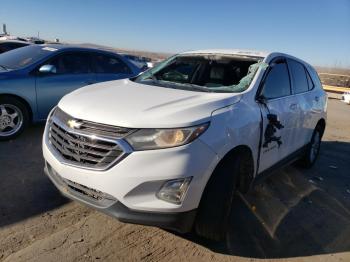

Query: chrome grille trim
[78,120,135,138]
[47,108,133,171]
[53,107,136,139]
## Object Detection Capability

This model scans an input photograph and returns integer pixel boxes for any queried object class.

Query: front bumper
[43,117,218,215]
[44,164,196,233]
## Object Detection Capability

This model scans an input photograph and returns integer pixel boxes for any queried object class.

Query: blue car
[0,44,141,140]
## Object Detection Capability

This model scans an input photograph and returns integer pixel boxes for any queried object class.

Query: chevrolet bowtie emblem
[67,119,82,129]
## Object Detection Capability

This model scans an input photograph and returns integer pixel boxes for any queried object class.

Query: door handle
[289,103,297,110]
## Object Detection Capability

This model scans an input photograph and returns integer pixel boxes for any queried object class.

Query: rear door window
[92,53,132,74]
[305,68,315,90]
[288,59,309,94]
[261,62,291,99]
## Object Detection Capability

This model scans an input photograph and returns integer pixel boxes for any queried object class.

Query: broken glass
[206,61,269,92]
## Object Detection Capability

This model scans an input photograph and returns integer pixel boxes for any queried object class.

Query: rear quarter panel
[306,65,327,137]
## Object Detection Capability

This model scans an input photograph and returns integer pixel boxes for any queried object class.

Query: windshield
[134,54,268,93]
[0,45,58,70]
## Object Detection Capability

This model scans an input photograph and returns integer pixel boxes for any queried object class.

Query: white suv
[43,50,327,240]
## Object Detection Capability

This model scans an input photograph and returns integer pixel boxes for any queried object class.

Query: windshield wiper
[168,82,211,92]
[185,84,211,92]
[140,75,211,93]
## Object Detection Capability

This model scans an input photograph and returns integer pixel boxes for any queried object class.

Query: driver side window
[261,62,291,99]
[47,52,91,75]
[92,53,132,74]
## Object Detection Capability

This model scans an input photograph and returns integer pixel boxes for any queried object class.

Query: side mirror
[39,64,57,74]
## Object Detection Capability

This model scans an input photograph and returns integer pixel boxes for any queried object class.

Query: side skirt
[253,144,308,186]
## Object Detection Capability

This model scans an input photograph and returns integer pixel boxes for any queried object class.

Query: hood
[58,79,241,128]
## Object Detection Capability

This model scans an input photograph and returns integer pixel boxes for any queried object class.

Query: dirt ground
[0,98,350,262]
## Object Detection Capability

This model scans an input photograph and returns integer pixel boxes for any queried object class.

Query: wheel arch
[205,144,255,195]
[194,144,255,240]
[315,118,326,137]
[0,94,33,122]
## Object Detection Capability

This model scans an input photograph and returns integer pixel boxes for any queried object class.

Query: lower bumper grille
[46,163,116,207]
[65,178,111,202]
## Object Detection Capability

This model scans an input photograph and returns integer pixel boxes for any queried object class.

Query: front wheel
[0,97,29,141]
[195,149,253,241]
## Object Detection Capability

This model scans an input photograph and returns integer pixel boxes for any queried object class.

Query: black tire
[0,96,29,141]
[298,126,322,168]
[195,148,253,241]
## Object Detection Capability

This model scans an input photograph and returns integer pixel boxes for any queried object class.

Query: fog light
[156,177,192,205]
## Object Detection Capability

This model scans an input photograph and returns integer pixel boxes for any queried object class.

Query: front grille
[48,108,131,170]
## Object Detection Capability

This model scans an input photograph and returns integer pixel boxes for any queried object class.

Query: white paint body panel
[58,78,240,128]
[43,50,327,213]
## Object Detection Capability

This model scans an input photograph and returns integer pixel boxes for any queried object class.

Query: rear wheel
[298,126,322,168]
[195,148,253,241]
[0,97,29,141]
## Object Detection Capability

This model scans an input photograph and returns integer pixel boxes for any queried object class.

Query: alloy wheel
[0,104,23,137]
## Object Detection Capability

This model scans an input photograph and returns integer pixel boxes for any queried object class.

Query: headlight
[125,123,209,150]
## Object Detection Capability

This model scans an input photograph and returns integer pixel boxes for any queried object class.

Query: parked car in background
[43,49,327,241]
[121,53,153,71]
[0,44,141,140]
[342,91,350,105]
[0,40,31,54]
[25,37,45,44]
[0,35,28,42]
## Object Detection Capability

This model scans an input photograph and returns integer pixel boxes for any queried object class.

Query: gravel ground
[0,98,350,262]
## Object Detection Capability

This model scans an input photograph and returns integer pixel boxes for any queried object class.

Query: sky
[0,0,349,68]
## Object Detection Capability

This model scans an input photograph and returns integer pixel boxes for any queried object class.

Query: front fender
[0,76,38,121]
[199,98,261,175]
